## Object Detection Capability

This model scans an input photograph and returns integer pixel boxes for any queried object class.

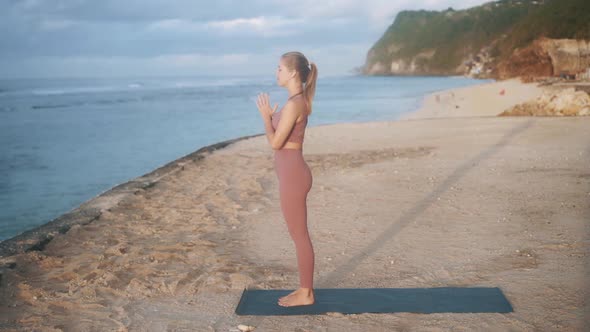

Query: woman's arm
[266,101,298,150]
[256,93,299,150]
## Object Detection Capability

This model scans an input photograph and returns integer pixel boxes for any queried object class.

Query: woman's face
[276,58,295,87]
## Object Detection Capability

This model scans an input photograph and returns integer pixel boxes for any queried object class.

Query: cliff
[497,38,590,81]
[363,0,590,79]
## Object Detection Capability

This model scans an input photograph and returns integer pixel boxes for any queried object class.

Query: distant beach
[1,78,588,331]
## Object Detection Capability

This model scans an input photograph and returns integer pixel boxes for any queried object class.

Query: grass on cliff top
[505,0,590,49]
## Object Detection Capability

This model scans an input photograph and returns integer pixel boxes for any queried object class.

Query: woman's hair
[281,51,318,114]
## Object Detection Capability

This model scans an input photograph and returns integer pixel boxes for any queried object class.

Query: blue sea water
[0,75,489,242]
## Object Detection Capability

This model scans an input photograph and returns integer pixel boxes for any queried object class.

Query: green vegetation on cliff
[499,0,590,54]
[365,0,590,76]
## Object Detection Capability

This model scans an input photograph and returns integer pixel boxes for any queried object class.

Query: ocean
[0,75,488,242]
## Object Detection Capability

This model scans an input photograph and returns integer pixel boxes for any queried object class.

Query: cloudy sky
[0,0,491,78]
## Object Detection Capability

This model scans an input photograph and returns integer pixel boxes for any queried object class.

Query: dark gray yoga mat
[235,287,513,316]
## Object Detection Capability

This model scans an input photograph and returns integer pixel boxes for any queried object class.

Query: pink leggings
[274,148,314,288]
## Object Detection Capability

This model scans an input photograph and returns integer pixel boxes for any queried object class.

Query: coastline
[0,133,263,258]
[0,76,495,256]
[1,79,588,331]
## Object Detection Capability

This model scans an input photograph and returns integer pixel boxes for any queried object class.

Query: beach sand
[1,80,588,331]
[401,78,545,120]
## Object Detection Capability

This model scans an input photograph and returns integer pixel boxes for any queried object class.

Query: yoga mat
[235,287,513,316]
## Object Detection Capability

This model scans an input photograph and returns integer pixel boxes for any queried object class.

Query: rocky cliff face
[365,48,442,76]
[497,38,590,80]
[366,37,590,79]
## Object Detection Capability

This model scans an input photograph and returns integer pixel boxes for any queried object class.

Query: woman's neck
[286,83,304,99]
[288,91,303,100]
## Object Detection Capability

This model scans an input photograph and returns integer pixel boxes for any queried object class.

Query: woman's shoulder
[285,95,308,116]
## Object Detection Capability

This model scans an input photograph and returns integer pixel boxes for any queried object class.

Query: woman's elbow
[270,139,283,150]
[271,142,282,150]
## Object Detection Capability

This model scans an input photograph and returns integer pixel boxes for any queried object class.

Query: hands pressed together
[256,93,278,120]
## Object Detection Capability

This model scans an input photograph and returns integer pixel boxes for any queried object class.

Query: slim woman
[255,52,318,307]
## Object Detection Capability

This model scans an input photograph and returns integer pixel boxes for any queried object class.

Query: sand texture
[402,78,544,120]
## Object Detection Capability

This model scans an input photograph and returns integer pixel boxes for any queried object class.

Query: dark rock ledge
[0,133,263,258]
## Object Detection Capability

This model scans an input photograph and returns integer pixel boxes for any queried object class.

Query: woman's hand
[256,93,278,119]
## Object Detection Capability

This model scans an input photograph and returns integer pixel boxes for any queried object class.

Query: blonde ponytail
[304,62,317,115]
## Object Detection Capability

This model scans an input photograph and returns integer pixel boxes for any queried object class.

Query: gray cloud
[0,0,490,78]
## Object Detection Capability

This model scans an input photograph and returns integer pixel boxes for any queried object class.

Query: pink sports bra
[271,107,308,144]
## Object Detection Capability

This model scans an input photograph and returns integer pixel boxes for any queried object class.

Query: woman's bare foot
[278,288,315,307]
[278,289,298,302]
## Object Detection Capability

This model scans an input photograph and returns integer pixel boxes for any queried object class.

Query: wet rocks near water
[499,88,590,117]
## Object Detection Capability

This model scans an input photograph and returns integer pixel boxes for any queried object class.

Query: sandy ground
[401,78,544,120]
[0,80,589,331]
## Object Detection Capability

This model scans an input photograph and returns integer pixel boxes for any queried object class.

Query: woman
[255,51,318,307]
